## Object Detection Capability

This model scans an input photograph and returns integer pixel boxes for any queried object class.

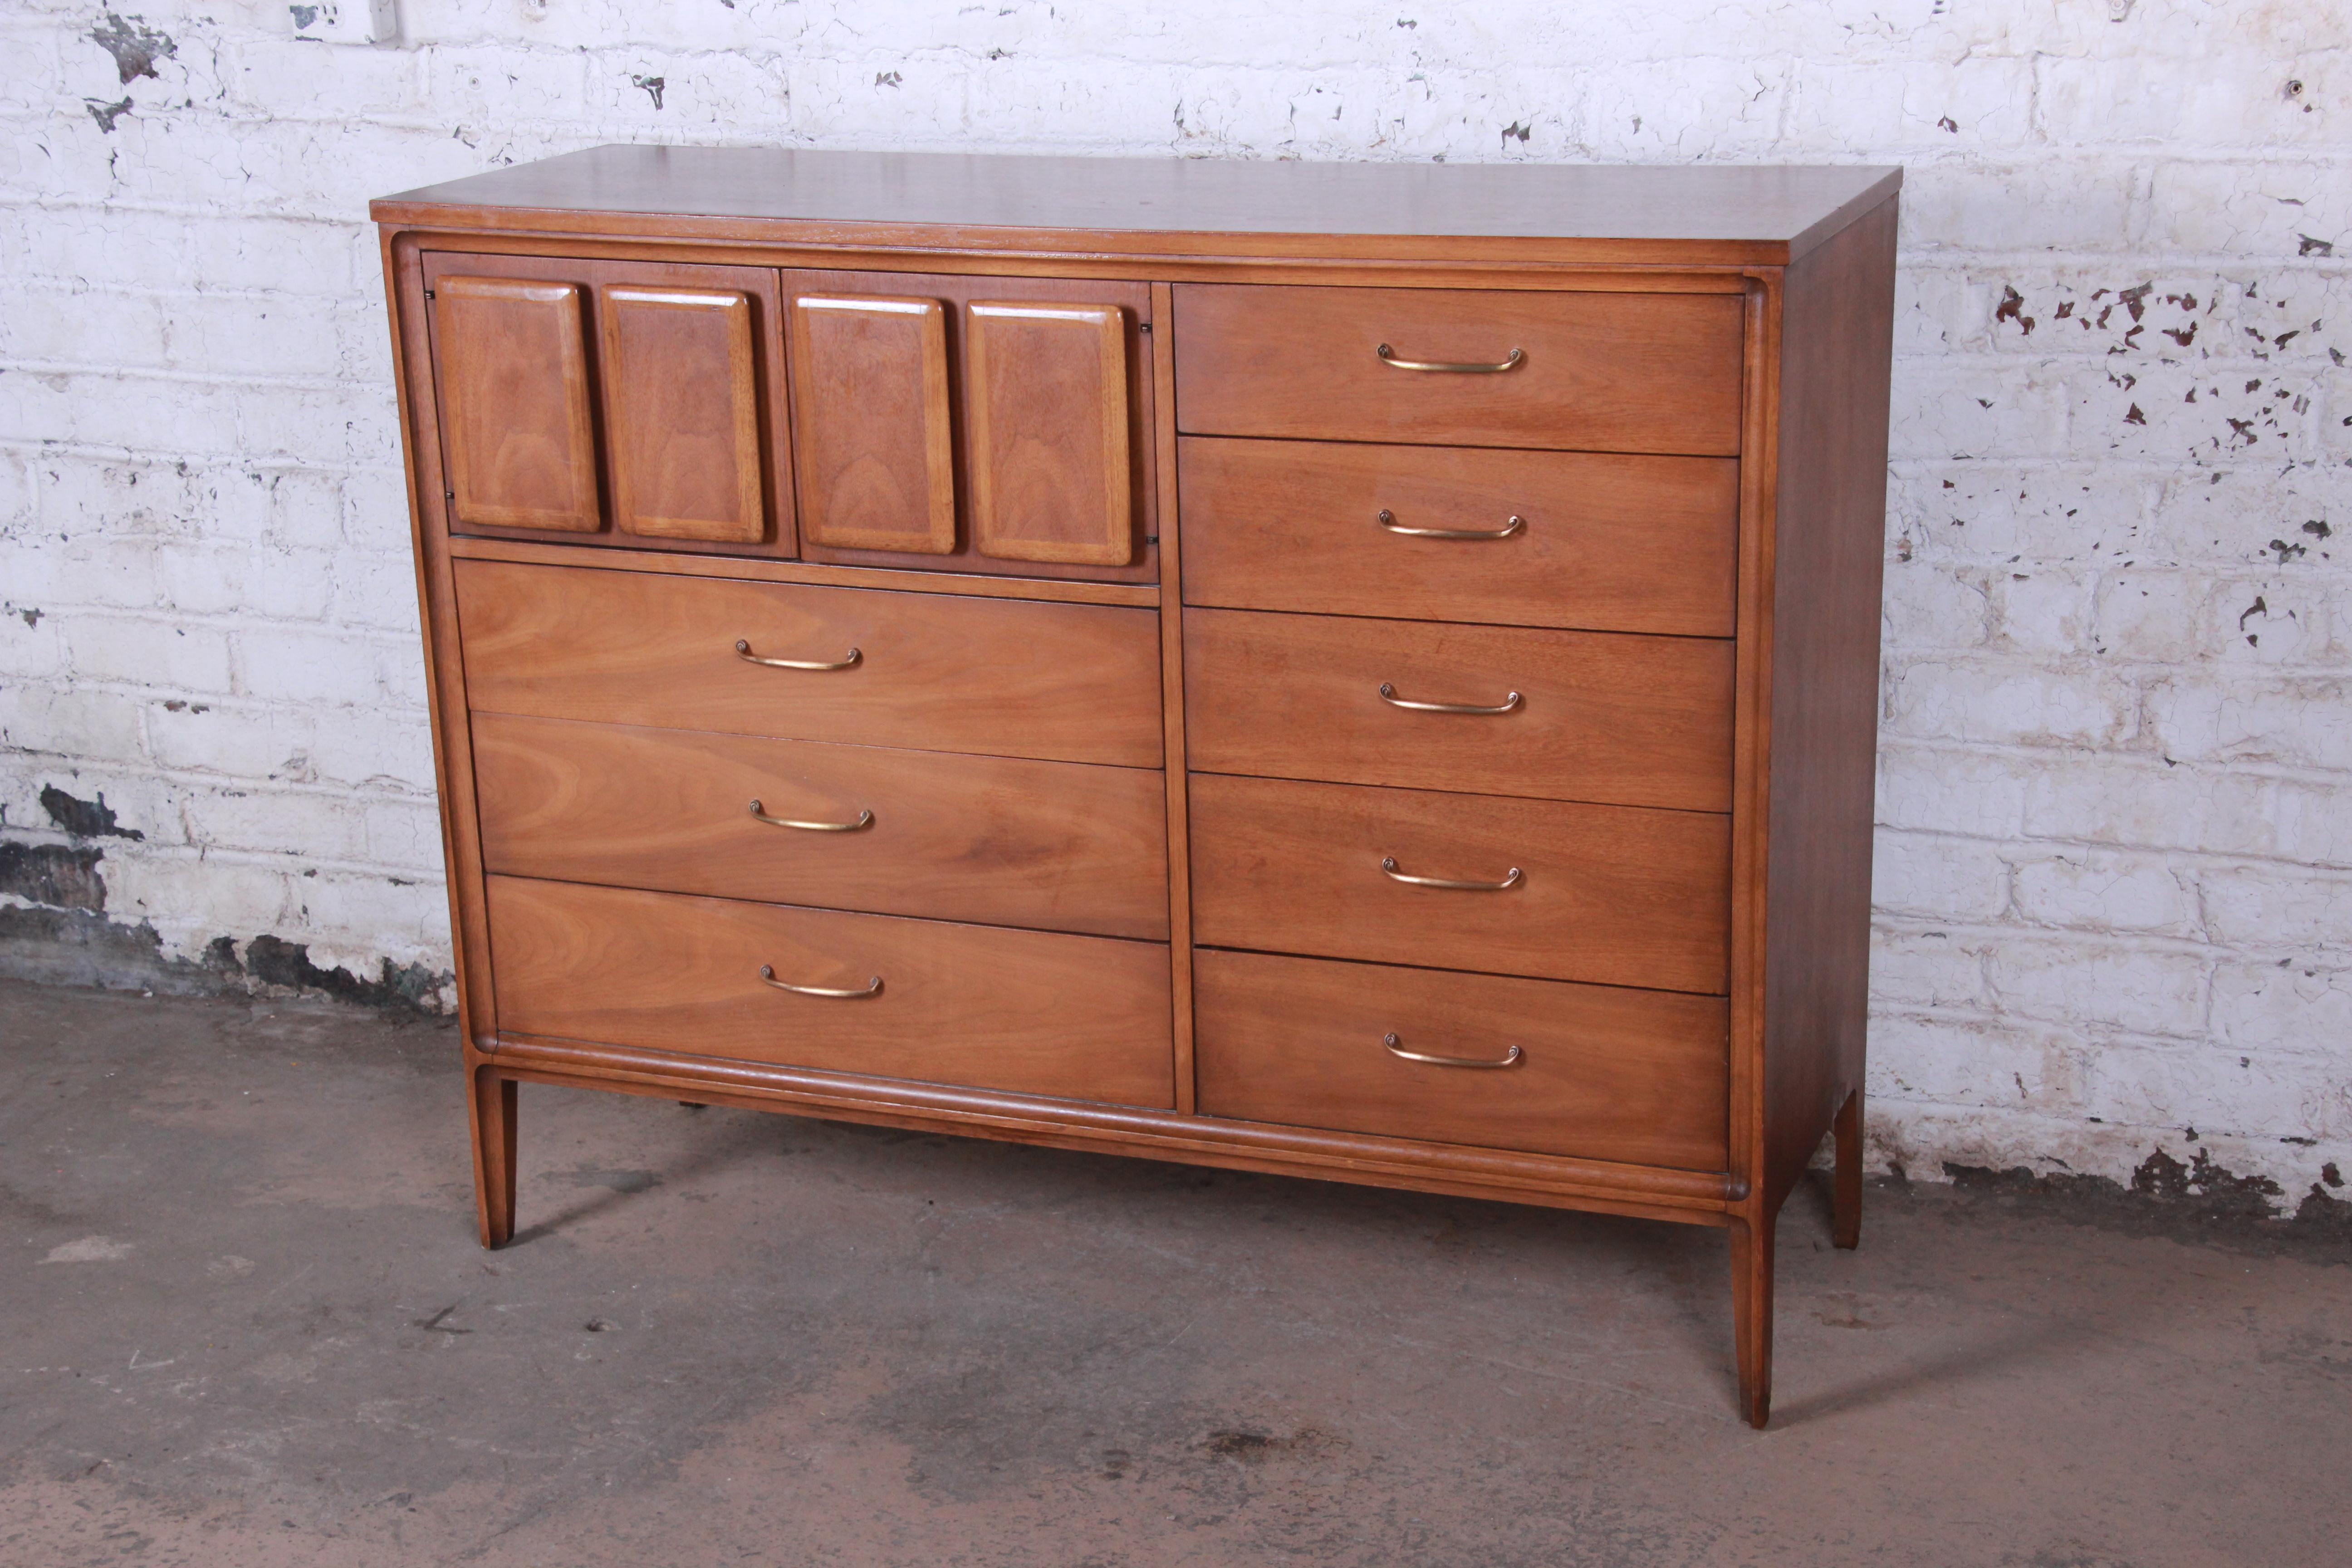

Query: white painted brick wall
[1,0,2346,1206]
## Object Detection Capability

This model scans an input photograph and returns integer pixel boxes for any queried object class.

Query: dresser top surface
[372,145,1901,266]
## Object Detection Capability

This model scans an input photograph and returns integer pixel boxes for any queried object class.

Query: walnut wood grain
[446,534,1158,607]
[783,270,1159,583]
[483,1031,1737,1220]
[472,713,1168,939]
[1195,949,1728,1170]
[453,559,1163,768]
[467,1059,518,1247]
[1173,284,1746,456]
[1189,773,1731,995]
[431,274,601,533]
[1724,273,1783,1429]
[1759,196,1899,1219]
[1185,607,1734,813]
[1179,437,1739,637]
[486,876,1174,1107]
[420,250,798,559]
[788,291,958,554]
[600,284,766,543]
[373,146,1902,268]
[386,231,501,1062]
[966,300,1134,565]
[1150,281,1198,1115]
[377,149,1906,1430]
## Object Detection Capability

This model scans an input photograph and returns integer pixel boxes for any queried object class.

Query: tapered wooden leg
[1730,1209,1775,1429]
[469,1067,518,1249]
[1833,1087,1864,1250]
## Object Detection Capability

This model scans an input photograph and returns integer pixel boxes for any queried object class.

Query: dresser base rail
[472,1031,1736,1229]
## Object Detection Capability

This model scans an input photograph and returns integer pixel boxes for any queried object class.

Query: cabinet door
[965,301,1134,566]
[787,294,956,555]
[599,285,766,544]
[434,276,601,533]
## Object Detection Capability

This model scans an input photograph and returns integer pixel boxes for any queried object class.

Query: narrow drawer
[487,876,1175,1107]
[1173,284,1745,456]
[474,714,1170,940]
[455,559,1163,768]
[1179,437,1739,637]
[1196,950,1729,1170]
[1190,774,1730,995]
[1186,608,1733,813]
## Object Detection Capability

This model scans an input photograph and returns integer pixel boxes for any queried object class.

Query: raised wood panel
[1196,950,1729,1170]
[965,300,1135,565]
[788,292,957,554]
[1179,437,1740,637]
[600,284,765,543]
[432,275,600,533]
[487,876,1175,1107]
[453,559,1164,768]
[1173,283,1746,456]
[782,269,1160,585]
[1189,773,1732,995]
[472,713,1169,939]
[1186,607,1735,813]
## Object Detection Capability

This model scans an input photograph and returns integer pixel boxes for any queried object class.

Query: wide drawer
[473,713,1170,939]
[487,876,1175,1107]
[1179,437,1739,637]
[1196,950,1729,1170]
[1172,284,1745,456]
[1190,774,1730,994]
[455,559,1163,768]
[1186,608,1733,813]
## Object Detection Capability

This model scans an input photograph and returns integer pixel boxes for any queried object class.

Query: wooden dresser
[371,147,1899,1427]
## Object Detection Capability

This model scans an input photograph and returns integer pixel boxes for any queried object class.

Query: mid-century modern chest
[371,147,1899,1427]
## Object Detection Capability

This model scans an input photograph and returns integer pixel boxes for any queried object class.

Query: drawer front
[1180,437,1739,637]
[488,876,1175,1107]
[1190,774,1730,994]
[1196,950,1729,1170]
[1186,608,1733,813]
[455,559,1163,768]
[1173,284,1744,456]
[474,714,1170,940]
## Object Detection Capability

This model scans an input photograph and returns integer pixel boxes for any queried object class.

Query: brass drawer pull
[735,638,861,671]
[1380,855,1523,891]
[1383,1032,1524,1069]
[758,964,882,999]
[1377,508,1524,540]
[748,799,874,833]
[1378,681,1522,715]
[1376,343,1525,374]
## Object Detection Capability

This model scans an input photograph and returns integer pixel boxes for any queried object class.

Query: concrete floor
[0,980,2344,1568]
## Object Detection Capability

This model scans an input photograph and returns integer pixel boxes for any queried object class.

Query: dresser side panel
[1761,196,1898,1213]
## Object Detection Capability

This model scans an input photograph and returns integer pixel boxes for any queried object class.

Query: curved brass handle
[1377,509,1525,540]
[1378,682,1522,715]
[735,638,861,671]
[748,799,873,833]
[1383,1032,1524,1069]
[1377,343,1525,374]
[1381,856,1523,891]
[758,964,882,999]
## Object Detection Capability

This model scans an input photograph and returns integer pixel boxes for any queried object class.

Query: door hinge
[422,288,435,300]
